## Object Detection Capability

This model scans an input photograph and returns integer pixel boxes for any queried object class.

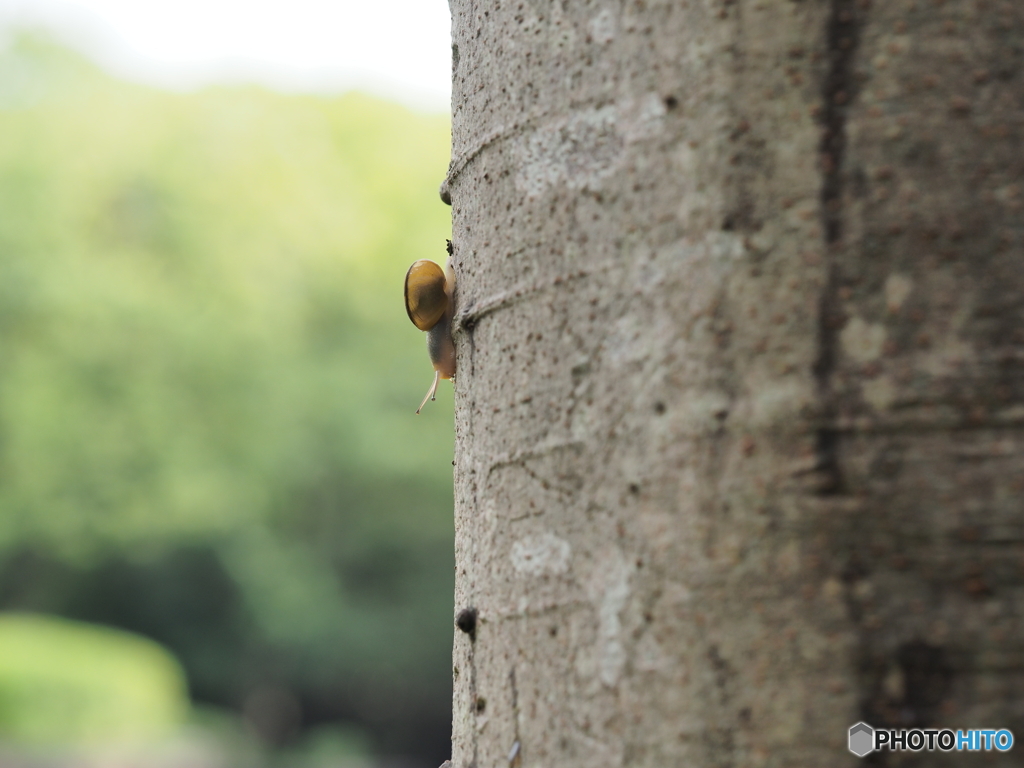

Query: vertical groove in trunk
[814,0,865,499]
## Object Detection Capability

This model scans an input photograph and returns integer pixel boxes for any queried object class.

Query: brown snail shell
[405,259,449,331]
[404,258,456,413]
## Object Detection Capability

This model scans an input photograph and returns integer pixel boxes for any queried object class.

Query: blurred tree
[446,1,1024,766]
[0,32,455,764]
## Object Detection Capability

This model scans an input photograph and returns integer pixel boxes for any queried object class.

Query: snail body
[404,258,455,413]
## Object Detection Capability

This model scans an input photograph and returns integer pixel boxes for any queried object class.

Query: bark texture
[447,1,1024,765]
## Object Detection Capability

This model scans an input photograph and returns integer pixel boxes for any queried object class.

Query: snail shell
[404,258,455,413]
[405,259,449,331]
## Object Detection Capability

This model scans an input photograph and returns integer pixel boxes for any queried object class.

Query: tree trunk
[446,1,1024,765]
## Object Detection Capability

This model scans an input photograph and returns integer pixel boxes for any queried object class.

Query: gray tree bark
[445,1,1024,765]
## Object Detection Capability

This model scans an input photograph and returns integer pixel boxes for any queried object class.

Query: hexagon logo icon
[849,722,875,757]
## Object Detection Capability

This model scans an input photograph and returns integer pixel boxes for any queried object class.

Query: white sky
[0,0,452,110]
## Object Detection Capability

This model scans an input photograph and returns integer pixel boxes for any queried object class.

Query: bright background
[0,0,452,109]
[0,2,455,767]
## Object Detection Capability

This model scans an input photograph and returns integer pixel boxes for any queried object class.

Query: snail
[404,256,455,413]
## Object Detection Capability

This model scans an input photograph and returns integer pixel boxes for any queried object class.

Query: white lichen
[510,533,572,577]
[884,273,913,313]
[840,316,887,363]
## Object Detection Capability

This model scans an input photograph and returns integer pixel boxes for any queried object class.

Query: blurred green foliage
[0,32,455,762]
[0,613,188,744]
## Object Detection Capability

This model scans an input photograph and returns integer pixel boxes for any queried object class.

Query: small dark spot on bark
[653,401,666,414]
[732,119,751,138]
[628,483,641,495]
[707,645,731,690]
[949,96,971,115]
[475,696,486,713]
[456,607,478,636]
[664,95,678,110]
[842,556,868,584]
[966,575,991,597]
[957,525,980,542]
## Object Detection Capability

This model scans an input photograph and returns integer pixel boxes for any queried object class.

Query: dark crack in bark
[813,0,864,496]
